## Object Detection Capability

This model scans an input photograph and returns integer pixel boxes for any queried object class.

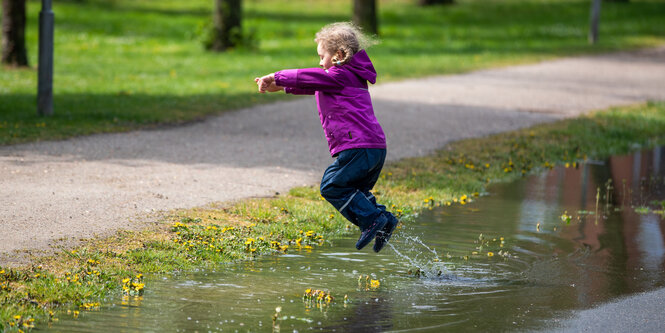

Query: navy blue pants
[320,148,387,230]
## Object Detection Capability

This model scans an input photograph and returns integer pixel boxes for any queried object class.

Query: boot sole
[356,217,388,250]
[373,220,397,253]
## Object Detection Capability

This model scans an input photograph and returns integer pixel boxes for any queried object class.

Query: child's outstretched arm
[254,73,283,93]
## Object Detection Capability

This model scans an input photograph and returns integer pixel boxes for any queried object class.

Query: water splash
[387,242,420,268]
[387,235,451,279]
[404,235,439,257]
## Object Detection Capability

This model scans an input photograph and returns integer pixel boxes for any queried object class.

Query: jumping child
[254,22,398,253]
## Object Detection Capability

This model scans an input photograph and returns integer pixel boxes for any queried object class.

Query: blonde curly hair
[314,22,377,66]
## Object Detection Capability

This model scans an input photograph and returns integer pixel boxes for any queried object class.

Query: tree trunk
[211,0,242,51]
[1,0,29,67]
[419,0,455,5]
[353,0,378,36]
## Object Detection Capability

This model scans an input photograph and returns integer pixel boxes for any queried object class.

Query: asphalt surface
[544,287,665,332]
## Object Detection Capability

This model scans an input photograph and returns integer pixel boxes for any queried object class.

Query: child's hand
[254,74,282,93]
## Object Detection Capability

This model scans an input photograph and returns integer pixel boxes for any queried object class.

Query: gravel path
[1,47,664,267]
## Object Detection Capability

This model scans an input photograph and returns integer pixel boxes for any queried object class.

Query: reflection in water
[45,147,665,332]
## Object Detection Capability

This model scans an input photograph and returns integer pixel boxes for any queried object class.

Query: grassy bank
[2,0,664,145]
[2,101,665,331]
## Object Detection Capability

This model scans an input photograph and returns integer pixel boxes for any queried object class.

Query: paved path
[2,47,665,267]
[544,287,665,332]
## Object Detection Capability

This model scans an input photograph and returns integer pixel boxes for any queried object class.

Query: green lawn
[1,0,664,145]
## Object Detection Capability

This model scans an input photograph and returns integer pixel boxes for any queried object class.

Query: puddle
[43,147,665,332]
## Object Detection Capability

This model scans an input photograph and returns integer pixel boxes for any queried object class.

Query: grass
[2,101,665,331]
[1,0,664,144]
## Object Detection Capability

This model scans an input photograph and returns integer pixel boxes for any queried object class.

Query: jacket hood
[345,50,377,84]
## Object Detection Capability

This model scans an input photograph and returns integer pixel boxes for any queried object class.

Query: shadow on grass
[0,91,284,146]
[52,1,665,49]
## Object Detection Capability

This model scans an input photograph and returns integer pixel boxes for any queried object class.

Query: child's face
[317,42,334,70]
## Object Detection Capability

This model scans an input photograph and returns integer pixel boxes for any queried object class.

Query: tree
[210,0,242,51]
[353,0,378,36]
[419,0,455,5]
[1,0,29,67]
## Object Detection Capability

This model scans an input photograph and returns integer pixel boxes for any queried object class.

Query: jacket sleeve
[274,68,344,93]
[284,87,315,95]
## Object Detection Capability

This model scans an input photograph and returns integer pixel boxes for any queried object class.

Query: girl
[254,22,398,253]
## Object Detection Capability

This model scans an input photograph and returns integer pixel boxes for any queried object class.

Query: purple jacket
[274,50,386,157]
